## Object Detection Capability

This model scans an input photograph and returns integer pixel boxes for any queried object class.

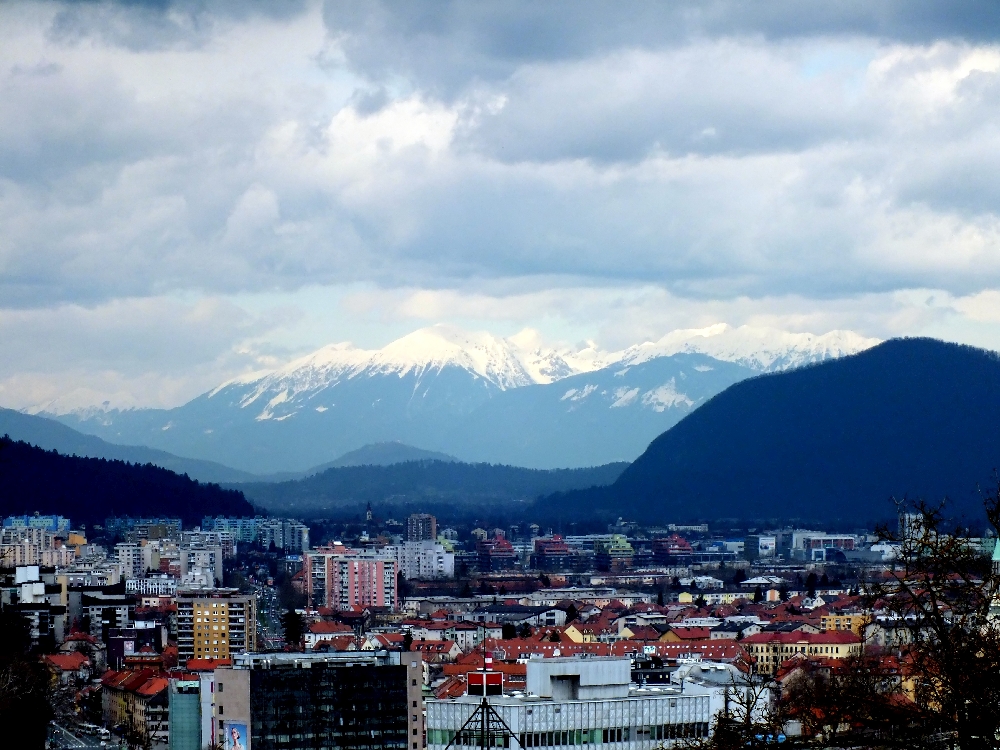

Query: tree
[0,607,53,749]
[805,572,818,598]
[402,631,413,652]
[565,603,579,623]
[280,608,305,649]
[732,569,747,585]
[752,586,763,604]
[864,492,1000,749]
[693,670,782,750]
[501,623,517,640]
[694,594,707,609]
[517,623,532,639]
[780,650,922,745]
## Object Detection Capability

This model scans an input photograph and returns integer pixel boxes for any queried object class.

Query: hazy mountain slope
[238,459,628,518]
[539,339,1000,524]
[326,442,458,468]
[0,437,254,526]
[0,407,256,483]
[451,354,756,467]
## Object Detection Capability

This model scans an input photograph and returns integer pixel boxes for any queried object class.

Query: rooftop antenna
[444,653,521,750]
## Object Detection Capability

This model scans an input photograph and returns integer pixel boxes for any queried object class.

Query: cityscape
[5,2,1000,749]
[0,503,990,749]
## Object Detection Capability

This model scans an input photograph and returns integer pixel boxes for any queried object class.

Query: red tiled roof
[186,658,232,671]
[669,626,712,640]
[743,630,861,645]
[308,621,354,635]
[137,677,168,697]
[45,652,89,671]
[411,640,459,653]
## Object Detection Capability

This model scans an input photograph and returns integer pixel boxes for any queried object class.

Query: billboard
[225,722,248,750]
[468,671,503,696]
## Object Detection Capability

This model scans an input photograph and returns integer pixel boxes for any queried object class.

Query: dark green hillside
[536,339,1000,525]
[237,459,627,517]
[0,436,254,526]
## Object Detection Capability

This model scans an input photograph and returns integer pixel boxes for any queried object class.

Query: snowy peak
[619,324,880,371]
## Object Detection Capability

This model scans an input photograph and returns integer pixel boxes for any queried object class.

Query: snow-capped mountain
[51,322,881,473]
[618,324,880,371]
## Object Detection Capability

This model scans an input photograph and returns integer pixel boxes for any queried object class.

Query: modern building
[392,540,455,580]
[594,535,634,572]
[743,535,777,562]
[477,535,517,572]
[427,658,713,749]
[214,651,423,750]
[168,678,202,750]
[175,589,257,662]
[408,514,438,543]
[531,536,575,571]
[305,544,398,611]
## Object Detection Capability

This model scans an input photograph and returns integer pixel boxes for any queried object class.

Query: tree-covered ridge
[0,436,255,526]
[237,459,628,517]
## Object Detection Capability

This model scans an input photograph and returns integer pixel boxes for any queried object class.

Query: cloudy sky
[5,1,1000,411]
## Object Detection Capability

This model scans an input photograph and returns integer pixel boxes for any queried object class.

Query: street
[255,583,285,650]
[48,722,118,749]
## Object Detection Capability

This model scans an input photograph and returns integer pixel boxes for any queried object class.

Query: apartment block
[176,589,257,663]
[305,544,397,611]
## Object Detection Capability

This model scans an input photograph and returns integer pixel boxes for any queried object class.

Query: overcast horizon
[6,1,1000,412]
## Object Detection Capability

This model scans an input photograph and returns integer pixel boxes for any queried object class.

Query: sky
[5,1,1000,411]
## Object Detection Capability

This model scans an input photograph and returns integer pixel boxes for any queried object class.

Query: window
[219,706,224,715]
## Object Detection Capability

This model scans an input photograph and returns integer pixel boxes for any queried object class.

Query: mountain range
[41,323,878,474]
[538,338,1000,525]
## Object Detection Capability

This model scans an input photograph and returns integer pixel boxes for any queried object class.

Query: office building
[176,589,257,662]
[427,658,713,749]
[305,544,398,610]
[168,678,202,750]
[408,514,437,542]
[214,651,423,750]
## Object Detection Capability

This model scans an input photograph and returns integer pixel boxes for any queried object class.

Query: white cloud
[4,2,1000,408]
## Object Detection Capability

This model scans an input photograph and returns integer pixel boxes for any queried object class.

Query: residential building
[115,543,160,580]
[3,514,71,534]
[101,668,170,746]
[595,535,634,572]
[182,530,237,558]
[407,513,437,542]
[392,540,455,580]
[179,546,223,586]
[305,544,398,611]
[477,534,517,571]
[214,651,423,750]
[201,516,266,544]
[259,518,310,553]
[176,589,257,662]
[125,574,179,597]
[106,517,182,542]
[742,631,863,676]
[531,536,575,571]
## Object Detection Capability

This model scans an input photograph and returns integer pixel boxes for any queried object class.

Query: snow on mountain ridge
[619,324,880,371]
[208,322,879,420]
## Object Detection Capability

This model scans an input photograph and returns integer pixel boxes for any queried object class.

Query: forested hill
[0,436,255,527]
[533,338,1000,526]
[236,460,628,518]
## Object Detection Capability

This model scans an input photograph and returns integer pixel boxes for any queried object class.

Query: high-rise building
[305,544,397,610]
[390,540,455,580]
[214,651,423,750]
[176,589,257,663]
[407,514,437,542]
[259,519,310,553]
